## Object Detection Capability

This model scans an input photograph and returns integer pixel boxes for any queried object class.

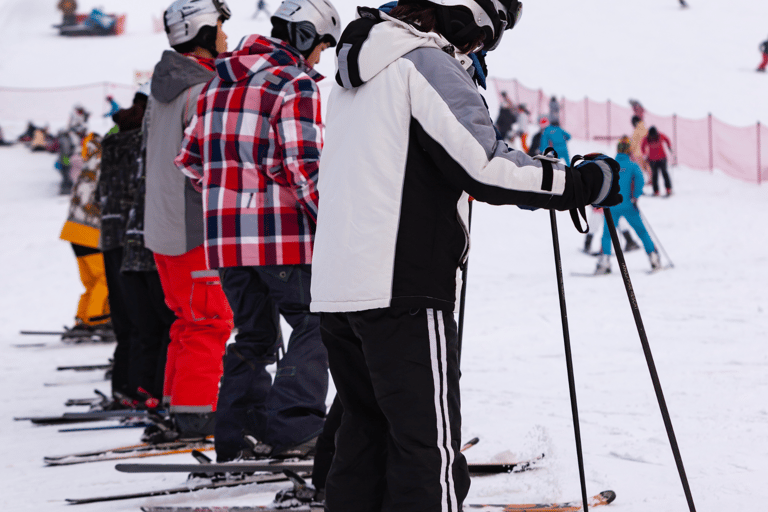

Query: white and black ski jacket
[311,9,603,313]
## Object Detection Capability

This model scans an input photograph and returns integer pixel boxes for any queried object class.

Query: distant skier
[253,0,269,18]
[104,95,120,117]
[679,0,688,8]
[548,95,561,125]
[642,126,674,196]
[539,117,571,164]
[527,115,548,157]
[757,37,768,72]
[494,91,516,141]
[510,103,530,152]
[595,137,661,275]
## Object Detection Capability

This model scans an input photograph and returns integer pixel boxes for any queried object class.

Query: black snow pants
[215,264,328,461]
[321,307,470,512]
[650,158,672,193]
[104,247,173,401]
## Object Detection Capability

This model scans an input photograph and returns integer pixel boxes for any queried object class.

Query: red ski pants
[154,245,233,413]
[759,53,768,71]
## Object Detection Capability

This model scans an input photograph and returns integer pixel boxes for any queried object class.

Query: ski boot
[622,231,640,252]
[649,251,661,272]
[594,254,611,275]
[272,470,324,509]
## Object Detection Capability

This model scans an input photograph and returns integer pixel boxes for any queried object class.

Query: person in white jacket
[310,1,622,511]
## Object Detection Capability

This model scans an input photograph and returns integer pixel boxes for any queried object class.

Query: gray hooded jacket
[143,50,214,256]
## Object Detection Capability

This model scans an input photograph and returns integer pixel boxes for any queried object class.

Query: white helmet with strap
[164,0,231,46]
[271,0,342,52]
[424,0,522,51]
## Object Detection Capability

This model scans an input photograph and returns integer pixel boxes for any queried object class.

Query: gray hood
[150,51,215,104]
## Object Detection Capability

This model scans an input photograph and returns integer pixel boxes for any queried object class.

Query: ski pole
[636,204,674,268]
[549,209,590,512]
[603,208,696,512]
[457,198,473,364]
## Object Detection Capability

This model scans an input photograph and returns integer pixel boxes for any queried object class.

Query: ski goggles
[213,0,232,20]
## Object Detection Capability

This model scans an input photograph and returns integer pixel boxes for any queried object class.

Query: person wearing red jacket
[175,0,341,462]
[757,38,768,72]
[641,125,673,196]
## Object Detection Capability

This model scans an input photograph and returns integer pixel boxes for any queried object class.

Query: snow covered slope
[1,0,767,511]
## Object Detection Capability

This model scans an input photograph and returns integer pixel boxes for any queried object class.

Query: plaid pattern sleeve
[176,113,204,187]
[273,76,321,223]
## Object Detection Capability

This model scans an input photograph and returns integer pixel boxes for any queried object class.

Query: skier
[141,0,234,442]
[527,115,548,157]
[175,0,340,462]
[253,0,269,18]
[629,114,651,181]
[679,0,688,7]
[104,95,120,117]
[595,137,661,275]
[59,132,113,340]
[309,1,622,511]
[757,37,768,72]
[494,91,516,140]
[642,125,674,196]
[98,86,175,407]
[629,98,645,121]
[510,103,530,152]
[548,95,561,125]
[539,117,572,164]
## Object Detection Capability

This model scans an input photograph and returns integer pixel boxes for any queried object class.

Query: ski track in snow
[2,0,768,510]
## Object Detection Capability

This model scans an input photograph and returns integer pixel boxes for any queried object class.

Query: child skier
[595,137,660,275]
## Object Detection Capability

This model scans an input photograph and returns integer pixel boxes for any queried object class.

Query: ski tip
[598,490,617,505]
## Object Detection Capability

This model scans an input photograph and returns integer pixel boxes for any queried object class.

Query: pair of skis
[137,490,615,512]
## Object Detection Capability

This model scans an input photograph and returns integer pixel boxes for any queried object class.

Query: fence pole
[759,122,762,185]
[708,113,714,172]
[673,114,678,167]
[538,89,543,119]
[585,96,589,141]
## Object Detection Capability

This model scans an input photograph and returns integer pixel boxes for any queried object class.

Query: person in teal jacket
[595,137,661,274]
[539,120,571,164]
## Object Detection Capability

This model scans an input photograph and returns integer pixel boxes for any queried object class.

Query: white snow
[2,0,767,510]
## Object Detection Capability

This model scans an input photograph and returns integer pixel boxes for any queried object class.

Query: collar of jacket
[335,7,453,89]
[215,34,324,84]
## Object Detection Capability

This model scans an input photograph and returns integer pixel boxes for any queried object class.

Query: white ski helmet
[271,0,342,52]
[164,0,232,47]
[425,0,522,51]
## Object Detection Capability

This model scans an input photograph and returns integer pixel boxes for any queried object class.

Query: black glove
[572,154,622,207]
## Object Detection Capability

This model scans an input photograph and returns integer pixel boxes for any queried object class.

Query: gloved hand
[572,153,622,207]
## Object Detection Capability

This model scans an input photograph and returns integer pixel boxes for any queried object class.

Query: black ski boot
[622,231,640,252]
[272,470,324,509]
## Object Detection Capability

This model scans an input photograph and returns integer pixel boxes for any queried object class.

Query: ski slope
[1,0,767,510]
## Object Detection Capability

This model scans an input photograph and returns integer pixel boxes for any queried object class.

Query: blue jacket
[539,125,571,163]
[613,152,645,209]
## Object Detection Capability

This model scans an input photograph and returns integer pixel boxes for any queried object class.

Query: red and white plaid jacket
[176,35,322,269]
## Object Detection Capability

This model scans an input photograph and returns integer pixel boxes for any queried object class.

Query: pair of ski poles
[456,201,695,512]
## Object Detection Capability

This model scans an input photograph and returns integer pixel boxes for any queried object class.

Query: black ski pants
[216,264,328,461]
[650,158,672,193]
[321,307,470,512]
[103,248,173,401]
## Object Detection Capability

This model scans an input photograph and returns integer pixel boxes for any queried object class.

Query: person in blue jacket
[539,119,571,164]
[595,136,661,274]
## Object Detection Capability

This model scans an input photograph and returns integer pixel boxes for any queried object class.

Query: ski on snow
[137,490,616,512]
[116,454,544,476]
[65,471,307,505]
[44,437,214,466]
[15,408,152,426]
